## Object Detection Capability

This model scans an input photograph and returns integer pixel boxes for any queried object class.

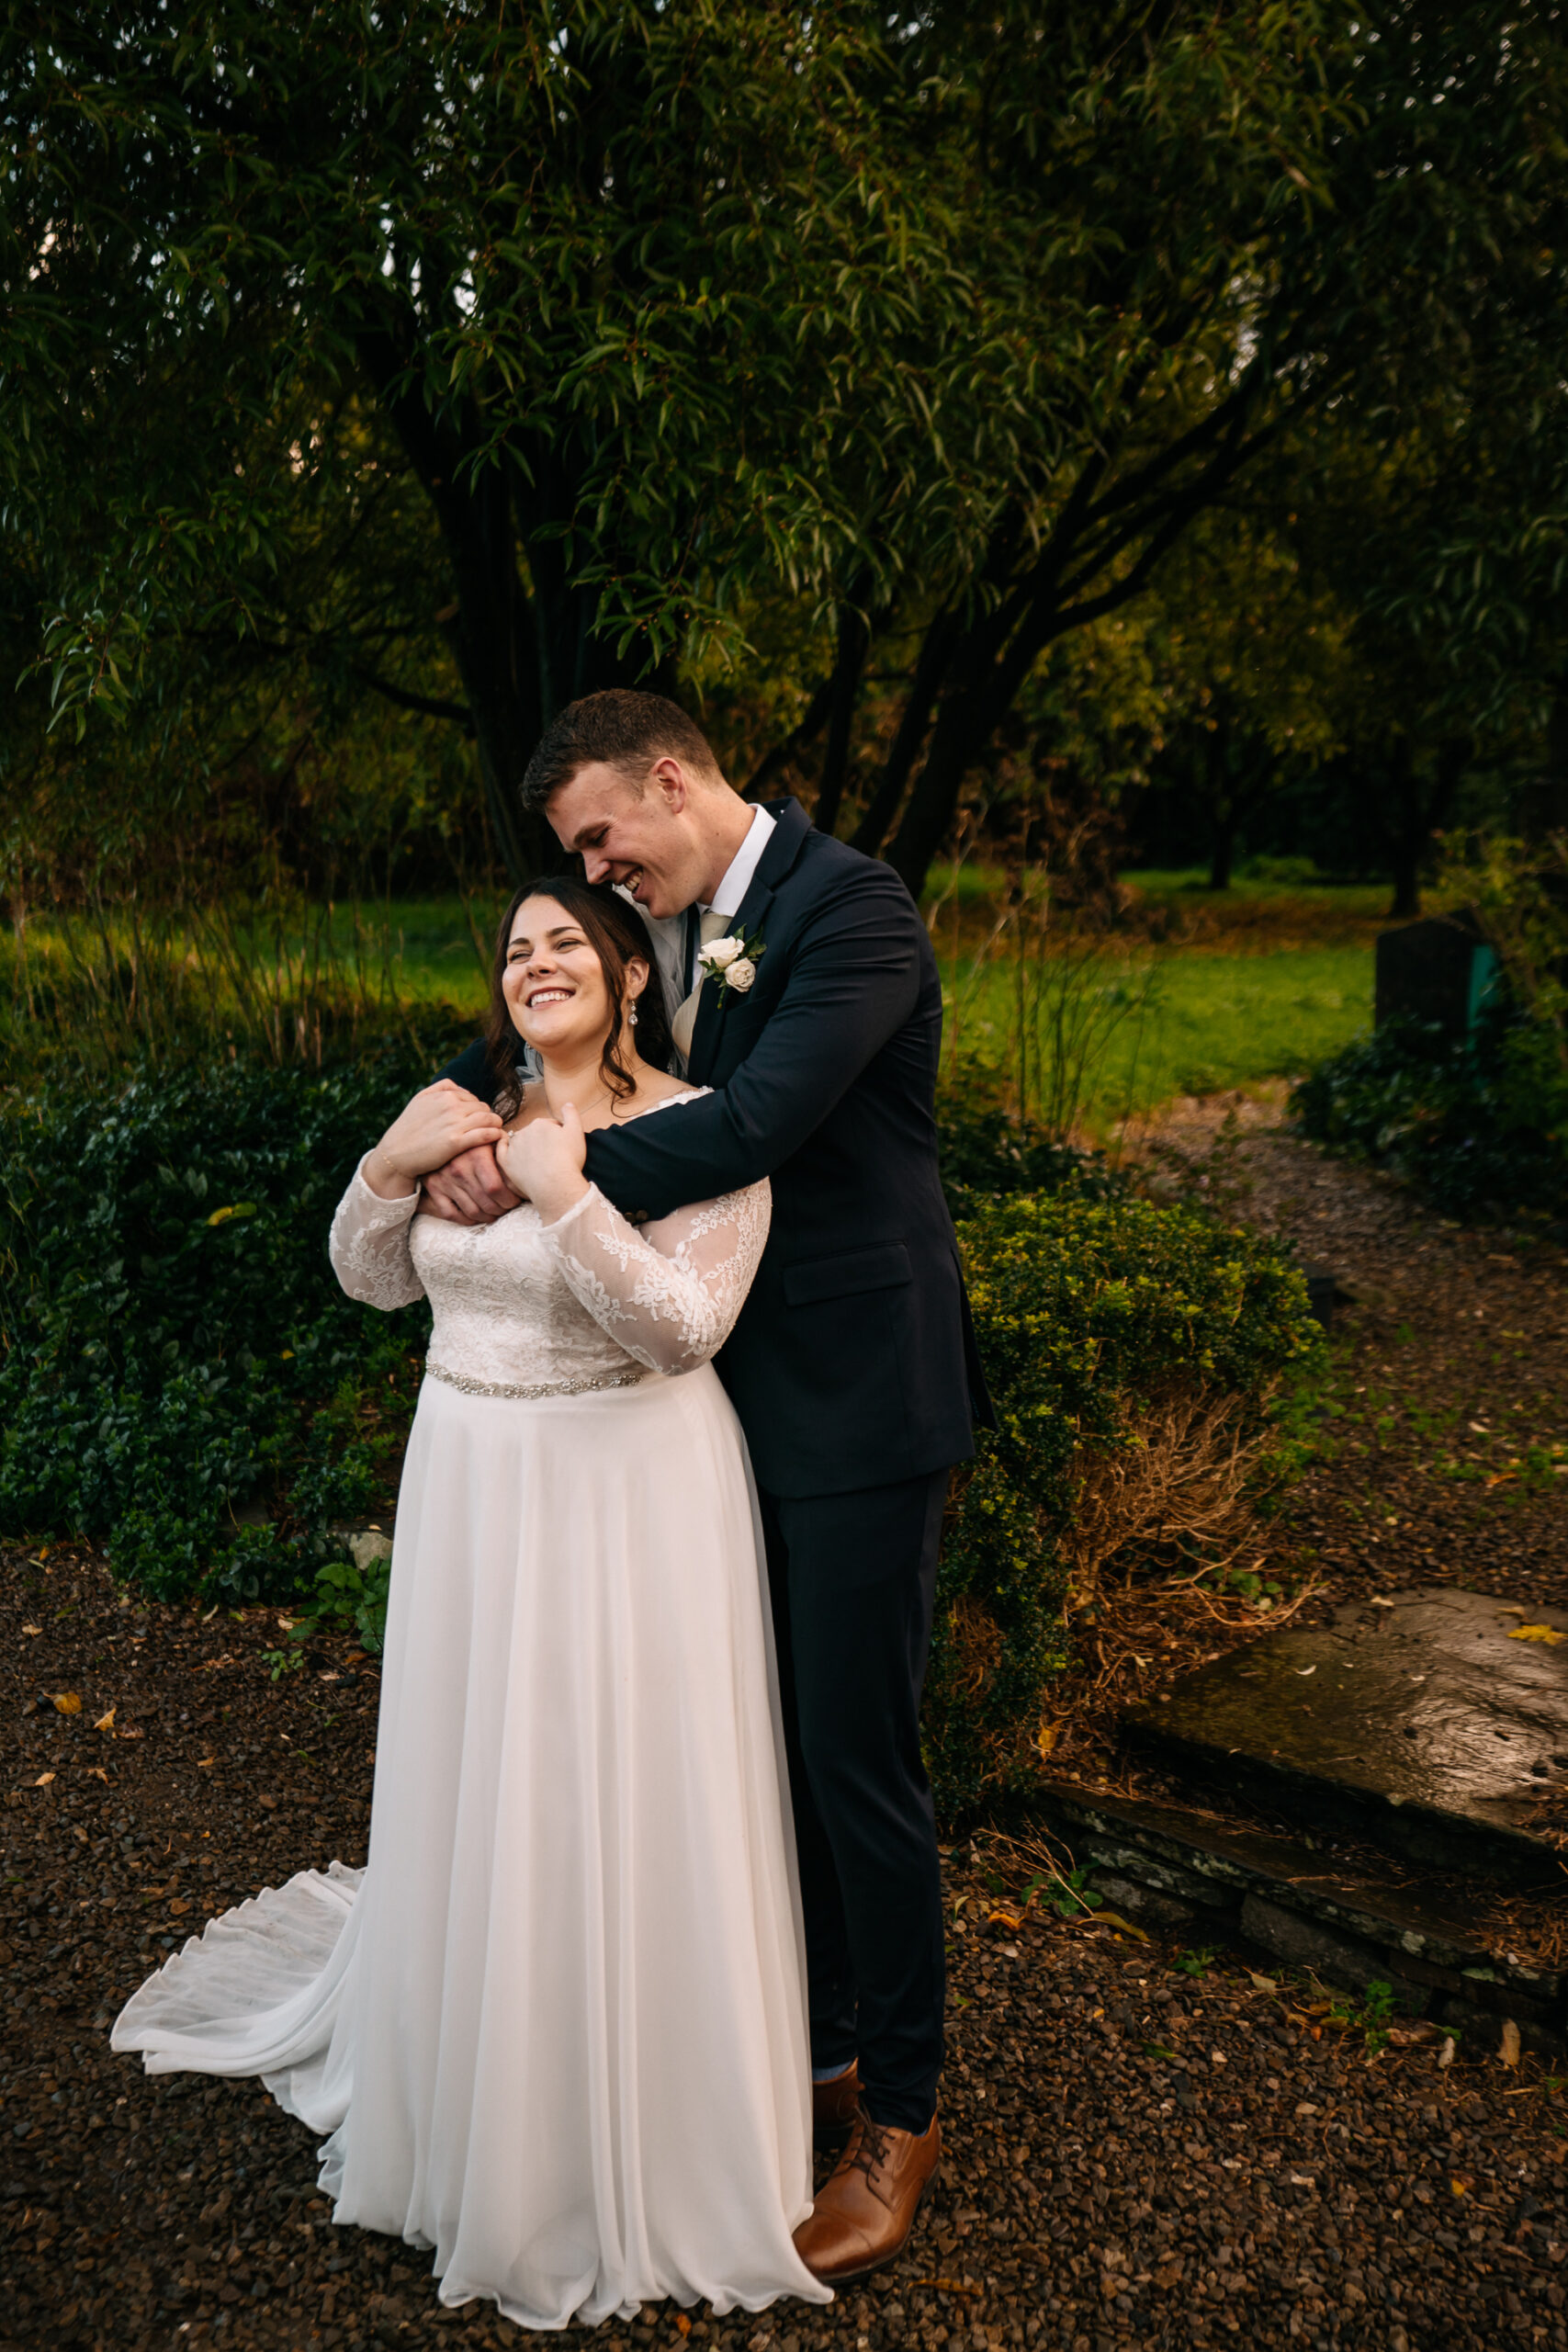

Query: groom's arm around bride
[429,689,987,2283]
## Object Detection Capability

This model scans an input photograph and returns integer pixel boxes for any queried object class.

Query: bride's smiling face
[502,896,645,1060]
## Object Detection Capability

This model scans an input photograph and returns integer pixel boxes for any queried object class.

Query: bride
[111,876,828,2330]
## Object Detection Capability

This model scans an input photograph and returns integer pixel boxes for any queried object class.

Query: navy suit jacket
[439,797,985,1497]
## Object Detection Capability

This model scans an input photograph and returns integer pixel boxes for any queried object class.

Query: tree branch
[349,663,472,731]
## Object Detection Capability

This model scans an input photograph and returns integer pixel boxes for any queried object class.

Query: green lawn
[941,944,1374,1133]
[291,898,1382,1126]
[4,888,1377,1129]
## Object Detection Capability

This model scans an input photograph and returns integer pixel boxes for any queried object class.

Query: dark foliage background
[0,1041,461,1603]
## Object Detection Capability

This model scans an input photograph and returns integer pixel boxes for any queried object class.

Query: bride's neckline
[615,1085,708,1126]
[504,1081,708,1141]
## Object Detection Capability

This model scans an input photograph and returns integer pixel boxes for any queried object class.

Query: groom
[424,690,986,2283]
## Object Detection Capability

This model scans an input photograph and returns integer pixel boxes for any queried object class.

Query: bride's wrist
[363,1145,418,1201]
[531,1170,591,1226]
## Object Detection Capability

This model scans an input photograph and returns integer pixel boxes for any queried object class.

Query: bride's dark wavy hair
[485,876,672,1118]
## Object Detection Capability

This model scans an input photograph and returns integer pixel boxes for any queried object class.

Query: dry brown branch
[1063,1387,1274,1609]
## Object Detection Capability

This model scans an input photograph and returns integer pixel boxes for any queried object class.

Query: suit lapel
[686,798,808,1085]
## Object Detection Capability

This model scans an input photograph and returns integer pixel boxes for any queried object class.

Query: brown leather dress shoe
[812,2062,862,2150]
[794,2102,941,2284]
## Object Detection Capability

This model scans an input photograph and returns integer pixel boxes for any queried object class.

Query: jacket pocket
[781,1241,912,1307]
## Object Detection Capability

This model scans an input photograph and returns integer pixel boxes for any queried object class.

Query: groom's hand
[421,1140,525,1225]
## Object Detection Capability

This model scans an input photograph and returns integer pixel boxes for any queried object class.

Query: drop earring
[628,1002,638,1028]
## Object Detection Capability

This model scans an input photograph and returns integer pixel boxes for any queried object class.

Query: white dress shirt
[705,802,776,922]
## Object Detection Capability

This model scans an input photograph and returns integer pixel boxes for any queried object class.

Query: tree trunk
[361,325,675,882]
[808,594,873,839]
[1209,816,1238,892]
[1385,734,1467,920]
[1206,725,1236,889]
[1385,739,1422,919]
[1524,685,1568,839]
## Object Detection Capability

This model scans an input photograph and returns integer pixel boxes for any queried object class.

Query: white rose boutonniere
[696,924,765,1009]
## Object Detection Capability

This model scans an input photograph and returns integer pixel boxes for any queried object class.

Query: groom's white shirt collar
[618,803,776,1032]
[703,802,776,922]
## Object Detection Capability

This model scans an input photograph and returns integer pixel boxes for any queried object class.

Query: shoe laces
[845,2104,895,2189]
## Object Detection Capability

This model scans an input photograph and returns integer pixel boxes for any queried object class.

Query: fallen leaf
[86,1767,109,1783]
[1294,1665,1317,1678]
[1508,1626,1566,1645]
[1501,2018,1522,2068]
[1248,1973,1279,1994]
[1081,1909,1149,1940]
[1036,1721,1059,1758]
[168,1897,191,1917]
[116,1725,144,1740]
[52,1691,82,1714]
[987,1909,1023,1930]
[1387,2020,1438,2047]
[205,1201,257,1227]
[257,1793,277,1809]
[196,1756,217,1770]
[1438,2036,1456,2070]
[1370,1596,1394,1608]
[22,1623,40,1635]
[1450,2176,1471,2197]
[94,1708,115,1733]
[34,1771,54,1787]
[675,2318,692,2340]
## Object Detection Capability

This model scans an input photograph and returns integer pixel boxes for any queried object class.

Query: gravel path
[6,1547,1568,2352]
[6,1110,1568,2350]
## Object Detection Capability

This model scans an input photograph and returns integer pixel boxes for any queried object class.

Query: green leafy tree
[8,2,1568,903]
[6,2,972,874]
[775,2,1568,893]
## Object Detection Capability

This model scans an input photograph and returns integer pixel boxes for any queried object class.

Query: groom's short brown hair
[520,690,722,813]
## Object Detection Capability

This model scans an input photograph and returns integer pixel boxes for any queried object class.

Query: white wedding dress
[112,1093,828,2330]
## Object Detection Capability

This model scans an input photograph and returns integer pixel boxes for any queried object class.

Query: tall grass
[3,888,434,1079]
[926,854,1158,1142]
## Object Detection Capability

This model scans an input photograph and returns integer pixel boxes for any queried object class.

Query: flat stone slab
[1030,1779,1563,2037]
[1125,1588,1568,1885]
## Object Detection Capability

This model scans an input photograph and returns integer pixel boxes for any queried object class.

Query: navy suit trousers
[759,1468,950,2134]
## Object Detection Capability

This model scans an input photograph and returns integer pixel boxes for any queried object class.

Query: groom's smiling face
[549,758,713,920]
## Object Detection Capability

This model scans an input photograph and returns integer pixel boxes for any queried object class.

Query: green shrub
[935,1090,1124,1222]
[1290,1011,1568,1224]
[0,1036,460,1600]
[929,1193,1323,1817]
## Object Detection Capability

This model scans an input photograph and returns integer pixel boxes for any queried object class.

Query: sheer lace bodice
[328,1091,771,1392]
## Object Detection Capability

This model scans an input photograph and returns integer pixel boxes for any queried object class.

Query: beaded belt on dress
[423,1361,647,1402]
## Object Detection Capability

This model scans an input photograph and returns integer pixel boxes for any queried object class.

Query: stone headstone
[1375,912,1496,1038]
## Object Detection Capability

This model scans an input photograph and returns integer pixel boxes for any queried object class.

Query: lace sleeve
[540,1179,771,1374]
[328,1158,426,1310]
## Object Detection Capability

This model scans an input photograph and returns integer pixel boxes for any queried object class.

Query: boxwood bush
[926,1193,1323,1817]
[1290,1011,1568,1225]
[0,1041,457,1602]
